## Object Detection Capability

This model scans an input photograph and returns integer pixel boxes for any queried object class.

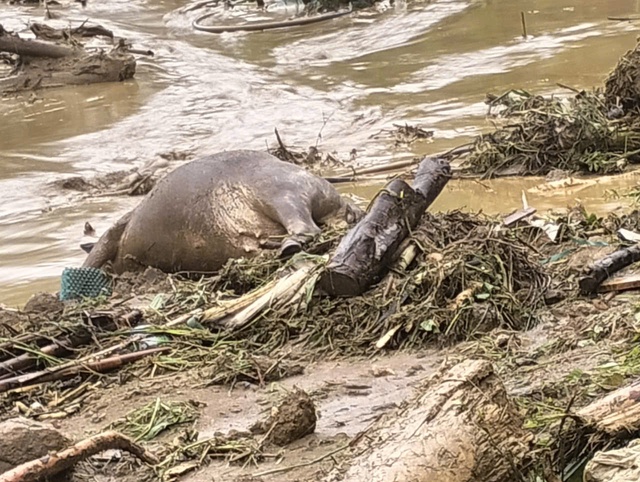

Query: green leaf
[420,319,439,333]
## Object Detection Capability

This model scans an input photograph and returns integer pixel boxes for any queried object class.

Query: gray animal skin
[83,150,362,273]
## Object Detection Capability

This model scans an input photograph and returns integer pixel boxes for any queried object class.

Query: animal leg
[261,200,322,258]
[82,211,132,269]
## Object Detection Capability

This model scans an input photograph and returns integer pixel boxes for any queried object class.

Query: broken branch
[0,431,158,482]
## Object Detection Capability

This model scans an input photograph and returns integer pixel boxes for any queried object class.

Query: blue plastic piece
[60,267,112,301]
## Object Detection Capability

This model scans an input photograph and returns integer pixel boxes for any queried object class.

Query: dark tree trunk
[318,156,451,297]
[0,32,74,58]
[579,244,640,295]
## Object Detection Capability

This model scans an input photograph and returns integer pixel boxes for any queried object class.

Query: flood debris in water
[454,40,640,178]
[371,122,434,147]
[268,128,349,173]
[54,158,172,197]
[0,22,137,95]
[30,22,114,42]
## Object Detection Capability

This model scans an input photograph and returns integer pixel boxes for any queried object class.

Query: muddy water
[2,0,640,305]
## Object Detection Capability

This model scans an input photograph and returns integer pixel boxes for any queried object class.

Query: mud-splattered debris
[370,367,396,377]
[0,417,71,473]
[23,292,64,317]
[250,388,316,446]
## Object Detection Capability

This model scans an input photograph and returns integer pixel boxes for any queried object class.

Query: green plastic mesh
[59,267,112,301]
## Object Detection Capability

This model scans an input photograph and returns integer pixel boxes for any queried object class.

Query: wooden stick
[0,347,169,393]
[521,11,528,39]
[0,331,94,376]
[192,8,351,33]
[0,309,198,393]
[0,431,158,482]
[329,158,421,183]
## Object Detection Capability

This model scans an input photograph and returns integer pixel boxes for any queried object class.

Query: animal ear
[80,242,95,254]
[84,222,96,237]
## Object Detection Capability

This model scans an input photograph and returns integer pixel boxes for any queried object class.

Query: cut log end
[320,156,451,297]
[317,270,366,297]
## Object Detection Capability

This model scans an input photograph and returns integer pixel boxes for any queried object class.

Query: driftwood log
[579,244,640,295]
[0,34,74,58]
[30,22,114,41]
[0,431,158,482]
[576,377,640,436]
[0,24,135,94]
[319,156,451,297]
[322,359,531,482]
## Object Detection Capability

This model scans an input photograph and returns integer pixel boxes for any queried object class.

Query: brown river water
[1,0,640,305]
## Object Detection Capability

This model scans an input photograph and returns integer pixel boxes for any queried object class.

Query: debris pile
[456,40,640,178]
[0,21,142,95]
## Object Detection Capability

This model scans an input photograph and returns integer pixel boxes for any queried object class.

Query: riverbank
[3,205,640,481]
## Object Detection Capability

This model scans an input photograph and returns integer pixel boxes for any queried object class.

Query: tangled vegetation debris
[453,40,640,178]
[109,399,201,441]
[461,89,640,177]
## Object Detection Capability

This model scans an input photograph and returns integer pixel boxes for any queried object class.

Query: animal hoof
[279,239,302,259]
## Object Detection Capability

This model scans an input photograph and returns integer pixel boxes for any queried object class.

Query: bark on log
[0,431,159,482]
[579,244,640,295]
[576,377,640,436]
[318,156,451,297]
[323,359,531,482]
[0,33,75,58]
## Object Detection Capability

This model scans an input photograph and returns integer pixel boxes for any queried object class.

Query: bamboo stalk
[0,347,169,392]
[0,331,93,376]
[0,310,199,393]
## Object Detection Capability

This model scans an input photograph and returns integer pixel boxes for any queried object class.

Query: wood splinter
[0,431,159,482]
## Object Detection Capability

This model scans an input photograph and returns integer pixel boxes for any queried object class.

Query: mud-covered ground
[3,205,640,482]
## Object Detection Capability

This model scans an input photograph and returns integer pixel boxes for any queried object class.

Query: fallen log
[579,244,640,295]
[30,22,114,41]
[319,156,451,296]
[0,24,135,94]
[0,431,158,482]
[576,377,640,436]
[322,359,530,482]
[0,29,75,58]
[1,50,136,94]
